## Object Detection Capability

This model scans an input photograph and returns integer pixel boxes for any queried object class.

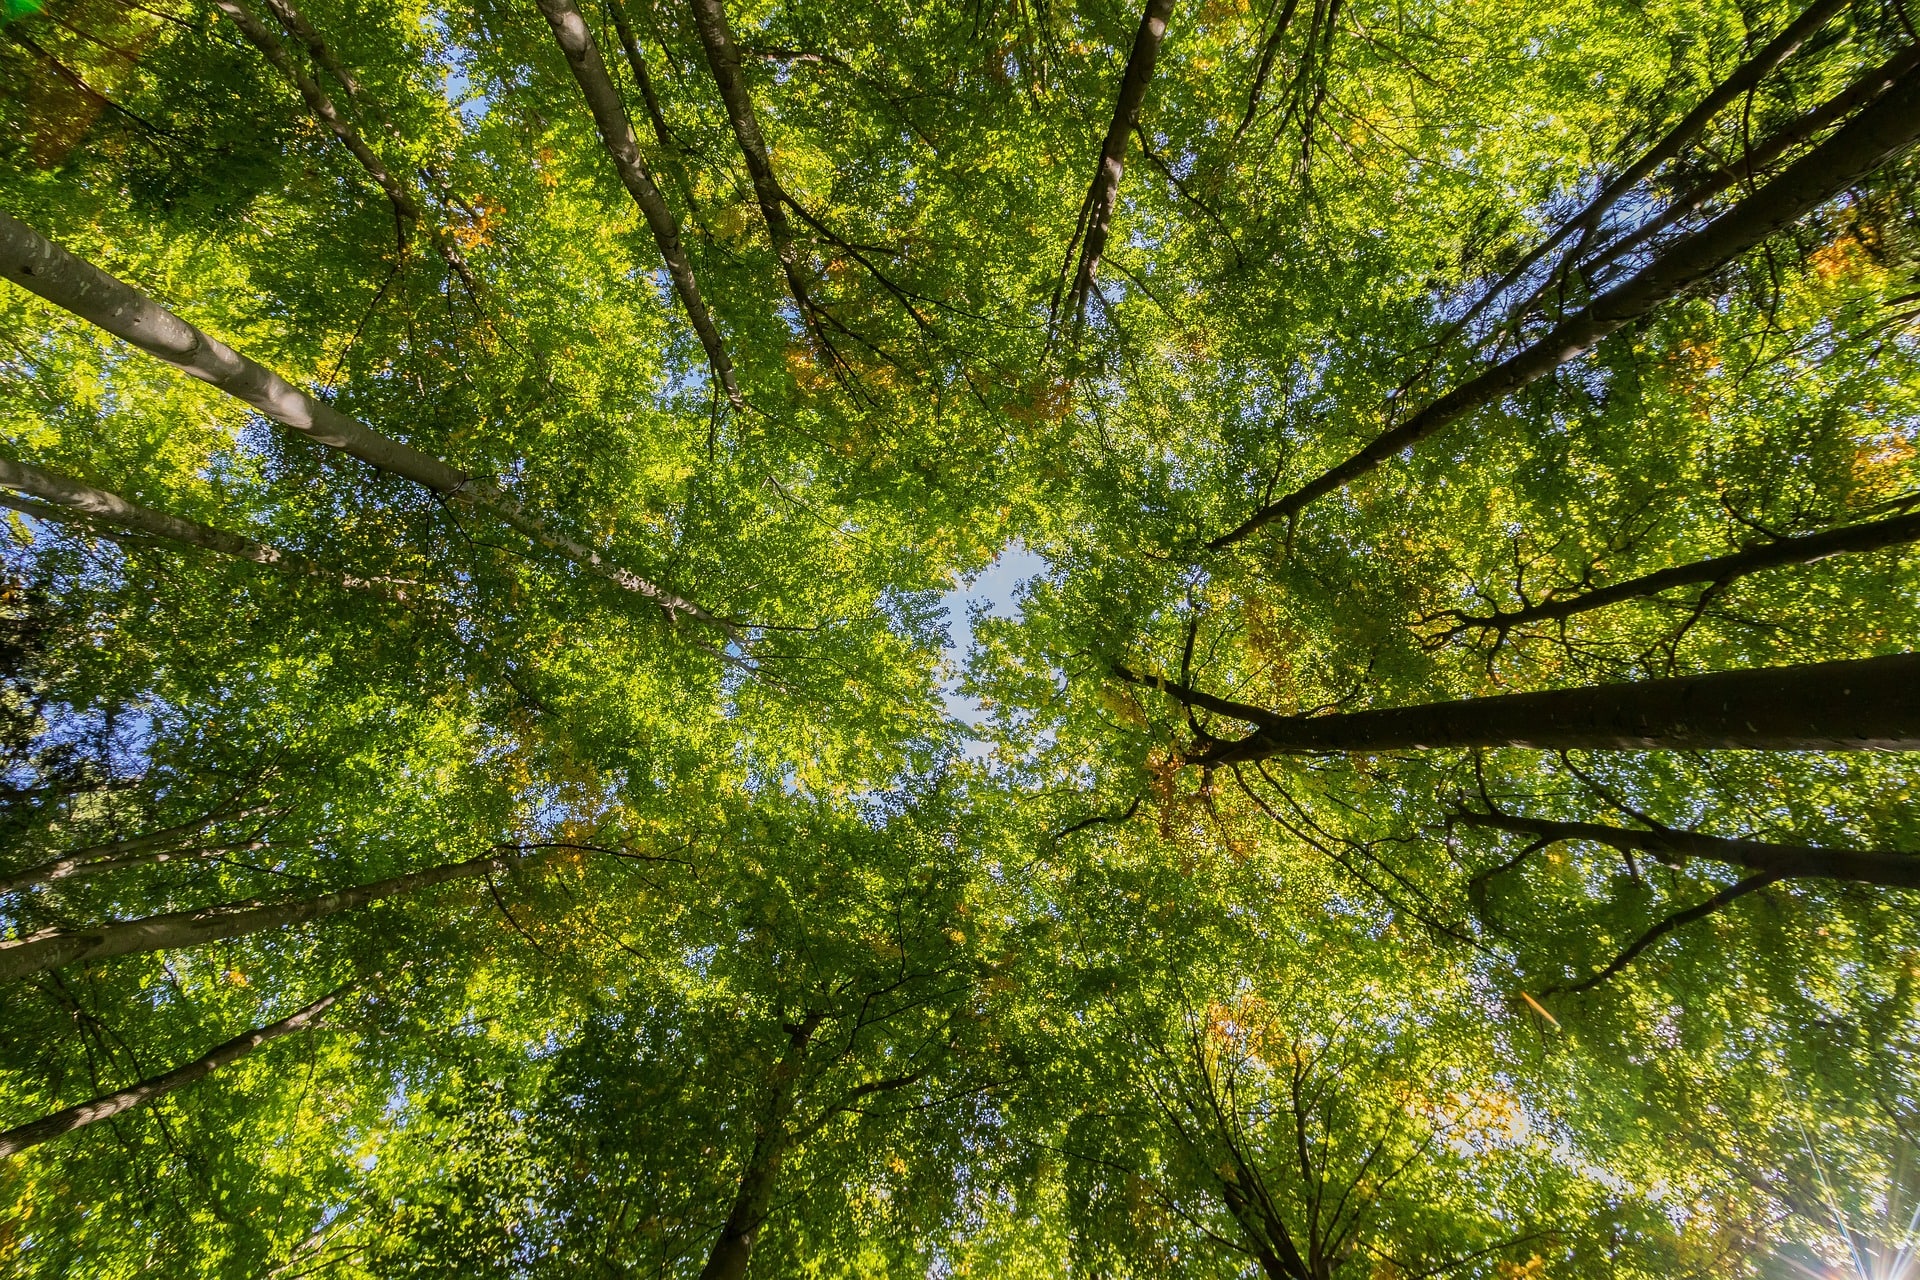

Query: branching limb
[1540,872,1782,997]
[1455,811,1920,889]
[0,983,354,1158]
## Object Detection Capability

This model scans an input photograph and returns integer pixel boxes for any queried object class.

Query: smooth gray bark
[0,454,407,598]
[0,849,526,981]
[535,0,742,406]
[0,212,725,628]
[0,808,269,896]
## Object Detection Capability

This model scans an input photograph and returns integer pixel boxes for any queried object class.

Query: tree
[1,0,1917,1271]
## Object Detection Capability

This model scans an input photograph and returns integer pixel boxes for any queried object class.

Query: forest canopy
[1,0,1918,1273]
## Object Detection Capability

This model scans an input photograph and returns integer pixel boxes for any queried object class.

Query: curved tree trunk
[0,985,351,1158]
[1115,652,1920,762]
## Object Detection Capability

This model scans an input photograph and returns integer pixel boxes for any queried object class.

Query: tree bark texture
[0,212,724,628]
[1207,61,1920,548]
[1064,0,1177,335]
[696,1015,820,1280]
[683,0,819,331]
[0,985,350,1158]
[605,0,678,155]
[0,849,528,981]
[1117,652,1920,763]
[0,454,407,598]
[533,0,742,405]
[1575,42,1920,281]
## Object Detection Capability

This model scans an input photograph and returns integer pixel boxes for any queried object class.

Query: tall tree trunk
[1206,62,1920,548]
[1433,0,1844,349]
[1574,42,1920,283]
[605,0,679,156]
[0,840,266,897]
[1115,652,1920,762]
[213,2,418,231]
[697,1014,820,1280]
[0,985,350,1158]
[0,807,269,897]
[0,213,726,631]
[1218,1173,1312,1280]
[1233,0,1304,144]
[0,849,531,981]
[0,455,411,599]
[1457,812,1920,889]
[1440,507,1920,637]
[1061,0,1177,339]
[682,0,821,338]
[533,0,742,406]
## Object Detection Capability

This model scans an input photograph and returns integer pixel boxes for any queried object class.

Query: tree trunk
[0,840,266,897]
[0,807,268,897]
[0,985,350,1158]
[533,0,742,406]
[1206,62,1920,548]
[605,0,678,156]
[1218,1174,1311,1280]
[212,0,478,292]
[0,849,529,981]
[1434,0,1844,350]
[213,1,418,231]
[683,0,820,334]
[1458,812,1920,889]
[1116,652,1920,763]
[1444,507,1920,636]
[696,1015,820,1280]
[0,455,410,599]
[0,807,268,896]
[1574,42,1920,282]
[1063,0,1177,337]
[0,212,725,630]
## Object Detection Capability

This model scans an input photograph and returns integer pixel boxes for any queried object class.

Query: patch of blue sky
[440,47,489,127]
[936,542,1047,737]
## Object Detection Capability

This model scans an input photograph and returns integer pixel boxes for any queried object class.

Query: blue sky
[937,543,1047,728]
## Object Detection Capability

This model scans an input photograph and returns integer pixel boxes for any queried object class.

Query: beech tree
[2,0,1917,1273]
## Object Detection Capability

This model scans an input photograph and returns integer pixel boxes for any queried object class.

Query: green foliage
[1,0,1918,1273]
